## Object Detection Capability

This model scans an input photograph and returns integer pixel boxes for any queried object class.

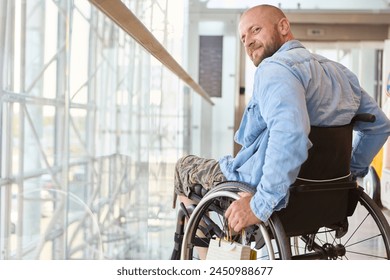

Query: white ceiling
[199,0,390,11]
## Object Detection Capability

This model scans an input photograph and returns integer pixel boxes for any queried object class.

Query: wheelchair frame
[172,180,390,260]
[171,114,390,260]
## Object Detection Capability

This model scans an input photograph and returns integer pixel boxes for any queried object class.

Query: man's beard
[253,29,283,66]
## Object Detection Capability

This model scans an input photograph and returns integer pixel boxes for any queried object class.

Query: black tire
[180,182,291,260]
[362,166,382,207]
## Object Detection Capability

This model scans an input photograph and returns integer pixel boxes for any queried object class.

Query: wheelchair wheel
[362,166,382,206]
[290,191,390,260]
[180,182,292,260]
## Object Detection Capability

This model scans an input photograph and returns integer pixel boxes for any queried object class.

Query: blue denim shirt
[219,40,390,222]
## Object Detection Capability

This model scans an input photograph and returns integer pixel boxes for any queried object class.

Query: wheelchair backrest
[297,113,375,182]
[297,124,353,182]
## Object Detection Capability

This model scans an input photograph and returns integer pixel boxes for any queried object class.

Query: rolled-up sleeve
[250,63,311,222]
[351,89,390,177]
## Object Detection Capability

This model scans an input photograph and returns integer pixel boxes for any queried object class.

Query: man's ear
[278,18,290,36]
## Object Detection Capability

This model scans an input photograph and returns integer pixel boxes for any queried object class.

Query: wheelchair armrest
[351,113,375,123]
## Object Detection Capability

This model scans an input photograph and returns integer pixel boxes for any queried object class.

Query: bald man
[174,5,390,233]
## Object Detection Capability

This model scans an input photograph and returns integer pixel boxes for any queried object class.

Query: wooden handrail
[89,0,214,105]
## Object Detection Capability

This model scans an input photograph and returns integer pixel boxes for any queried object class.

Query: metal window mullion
[2,101,13,260]
[86,11,98,244]
[5,0,15,92]
[15,0,27,259]
[62,0,73,260]
[375,50,383,106]
[53,0,71,260]
[16,100,24,259]
[0,0,9,260]
[0,0,7,90]
[125,37,134,156]
[0,0,9,177]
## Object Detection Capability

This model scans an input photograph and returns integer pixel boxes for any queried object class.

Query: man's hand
[224,193,261,232]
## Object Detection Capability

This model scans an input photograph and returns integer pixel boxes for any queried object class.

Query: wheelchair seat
[173,114,390,260]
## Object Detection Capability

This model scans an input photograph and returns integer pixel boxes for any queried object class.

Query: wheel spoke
[344,233,383,248]
[345,250,387,259]
[343,213,370,247]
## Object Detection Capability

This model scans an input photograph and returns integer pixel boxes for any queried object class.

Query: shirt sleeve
[249,62,311,222]
[350,89,390,177]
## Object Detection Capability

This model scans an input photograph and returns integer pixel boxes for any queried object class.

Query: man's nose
[244,37,254,48]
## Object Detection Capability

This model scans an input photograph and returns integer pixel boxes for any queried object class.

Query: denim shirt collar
[275,39,306,54]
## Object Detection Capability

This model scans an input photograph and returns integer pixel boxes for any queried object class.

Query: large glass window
[0,0,193,260]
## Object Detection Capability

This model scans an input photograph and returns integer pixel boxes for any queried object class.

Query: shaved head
[241,5,287,26]
[239,5,293,66]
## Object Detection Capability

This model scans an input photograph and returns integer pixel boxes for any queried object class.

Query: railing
[89,0,214,105]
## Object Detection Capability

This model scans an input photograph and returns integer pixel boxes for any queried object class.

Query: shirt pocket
[240,102,266,147]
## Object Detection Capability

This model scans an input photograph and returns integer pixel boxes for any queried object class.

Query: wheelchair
[171,114,390,260]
